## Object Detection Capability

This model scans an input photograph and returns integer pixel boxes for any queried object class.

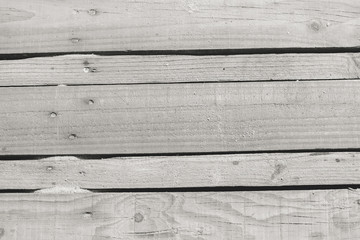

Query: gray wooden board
[0,152,358,189]
[0,189,359,239]
[1,0,360,53]
[1,80,360,155]
[0,53,359,86]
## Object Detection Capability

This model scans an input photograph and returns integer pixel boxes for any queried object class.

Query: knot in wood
[134,213,144,223]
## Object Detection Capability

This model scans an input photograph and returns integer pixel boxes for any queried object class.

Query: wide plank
[1,80,360,155]
[0,152,359,189]
[0,189,359,239]
[1,0,360,53]
[1,53,359,86]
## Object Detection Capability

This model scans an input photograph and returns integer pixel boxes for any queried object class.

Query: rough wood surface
[1,80,360,155]
[1,53,359,86]
[0,189,359,239]
[0,152,359,189]
[1,0,360,53]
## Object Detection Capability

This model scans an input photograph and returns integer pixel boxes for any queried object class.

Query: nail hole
[46,166,54,171]
[83,212,93,218]
[88,9,97,16]
[50,112,57,118]
[88,99,95,105]
[70,38,81,43]
[69,134,77,140]
[83,67,97,73]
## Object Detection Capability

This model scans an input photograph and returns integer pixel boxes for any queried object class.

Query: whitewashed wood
[0,53,359,86]
[0,189,359,239]
[0,152,358,189]
[1,0,360,53]
[1,80,360,155]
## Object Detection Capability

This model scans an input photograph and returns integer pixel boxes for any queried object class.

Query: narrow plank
[1,53,359,86]
[0,189,359,239]
[1,0,360,53]
[0,152,359,189]
[1,80,360,155]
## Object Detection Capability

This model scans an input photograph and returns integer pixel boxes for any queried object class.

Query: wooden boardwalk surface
[0,0,360,239]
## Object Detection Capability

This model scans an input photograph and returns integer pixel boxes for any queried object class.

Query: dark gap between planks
[0,148,359,161]
[90,185,360,193]
[0,47,360,60]
[1,78,360,88]
[0,185,359,194]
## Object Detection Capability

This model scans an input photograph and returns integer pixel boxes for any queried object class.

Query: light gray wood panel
[1,80,360,155]
[0,189,359,239]
[1,53,359,86]
[1,0,360,53]
[0,152,359,189]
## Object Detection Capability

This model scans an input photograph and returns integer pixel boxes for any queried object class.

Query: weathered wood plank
[1,53,359,86]
[1,0,360,53]
[1,80,360,155]
[0,189,359,239]
[0,152,359,189]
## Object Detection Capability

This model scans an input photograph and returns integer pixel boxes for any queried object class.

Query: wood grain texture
[1,0,360,53]
[1,80,360,155]
[1,53,359,86]
[0,152,359,189]
[0,189,360,239]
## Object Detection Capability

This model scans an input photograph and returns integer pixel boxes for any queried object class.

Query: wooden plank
[1,80,360,155]
[1,53,359,86]
[1,0,360,53]
[0,152,359,189]
[0,189,359,239]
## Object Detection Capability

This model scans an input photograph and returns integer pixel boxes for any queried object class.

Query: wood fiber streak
[0,152,359,189]
[0,0,360,53]
[0,53,359,86]
[0,190,359,239]
[1,81,360,155]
